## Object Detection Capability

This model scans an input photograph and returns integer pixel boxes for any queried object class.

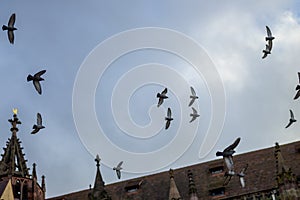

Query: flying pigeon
[189,107,200,123]
[2,13,17,44]
[189,86,198,107]
[113,161,123,179]
[237,164,248,188]
[294,72,300,100]
[285,109,297,128]
[31,113,45,134]
[262,44,271,59]
[216,137,241,174]
[27,70,46,95]
[165,107,173,130]
[157,88,168,107]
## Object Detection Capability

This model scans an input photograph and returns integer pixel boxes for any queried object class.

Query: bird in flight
[216,137,241,175]
[294,72,300,100]
[189,86,198,107]
[165,107,173,130]
[31,113,45,134]
[262,44,271,59]
[113,161,123,179]
[27,70,46,95]
[2,13,17,44]
[189,107,200,123]
[157,88,168,107]
[285,109,297,128]
[237,164,248,188]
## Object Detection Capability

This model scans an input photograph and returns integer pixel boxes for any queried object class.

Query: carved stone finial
[169,168,174,178]
[95,154,100,167]
[13,108,18,115]
[8,112,21,133]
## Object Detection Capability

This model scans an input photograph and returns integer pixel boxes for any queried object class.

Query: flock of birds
[111,86,200,179]
[1,12,297,184]
[157,86,200,130]
[215,26,299,189]
[1,13,46,134]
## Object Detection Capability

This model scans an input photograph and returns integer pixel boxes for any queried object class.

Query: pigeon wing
[37,113,42,125]
[224,137,241,152]
[161,88,167,95]
[8,13,16,27]
[285,120,293,128]
[266,26,272,37]
[189,115,196,123]
[262,52,268,59]
[8,30,14,44]
[240,177,245,188]
[188,98,195,107]
[290,109,294,119]
[31,129,38,134]
[294,90,300,100]
[192,107,197,115]
[35,70,46,78]
[116,170,121,179]
[165,120,170,129]
[224,157,234,171]
[167,108,171,117]
[117,161,123,168]
[190,86,196,96]
[241,164,249,174]
[157,98,163,107]
[298,72,300,84]
[33,80,42,94]
[268,40,273,51]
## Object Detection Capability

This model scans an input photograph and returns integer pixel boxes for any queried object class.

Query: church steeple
[275,142,300,199]
[0,111,29,178]
[168,169,182,200]
[88,155,111,200]
[187,170,199,200]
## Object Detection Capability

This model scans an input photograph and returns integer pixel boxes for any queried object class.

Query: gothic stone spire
[169,169,182,200]
[0,112,29,178]
[275,142,300,199]
[88,155,111,200]
[187,170,199,200]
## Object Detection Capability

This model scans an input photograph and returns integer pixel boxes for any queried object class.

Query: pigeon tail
[2,25,8,31]
[27,75,34,82]
[216,151,223,157]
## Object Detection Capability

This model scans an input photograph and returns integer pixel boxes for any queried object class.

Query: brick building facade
[48,140,300,200]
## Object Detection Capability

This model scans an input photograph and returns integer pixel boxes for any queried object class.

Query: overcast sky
[0,0,300,198]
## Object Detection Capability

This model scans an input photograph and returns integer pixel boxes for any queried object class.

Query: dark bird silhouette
[157,88,168,107]
[165,108,173,130]
[2,13,17,44]
[189,86,198,107]
[113,161,123,179]
[294,72,300,100]
[189,107,200,123]
[216,137,241,174]
[27,70,46,95]
[31,113,45,134]
[237,164,248,188]
[285,109,297,128]
[262,44,271,59]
